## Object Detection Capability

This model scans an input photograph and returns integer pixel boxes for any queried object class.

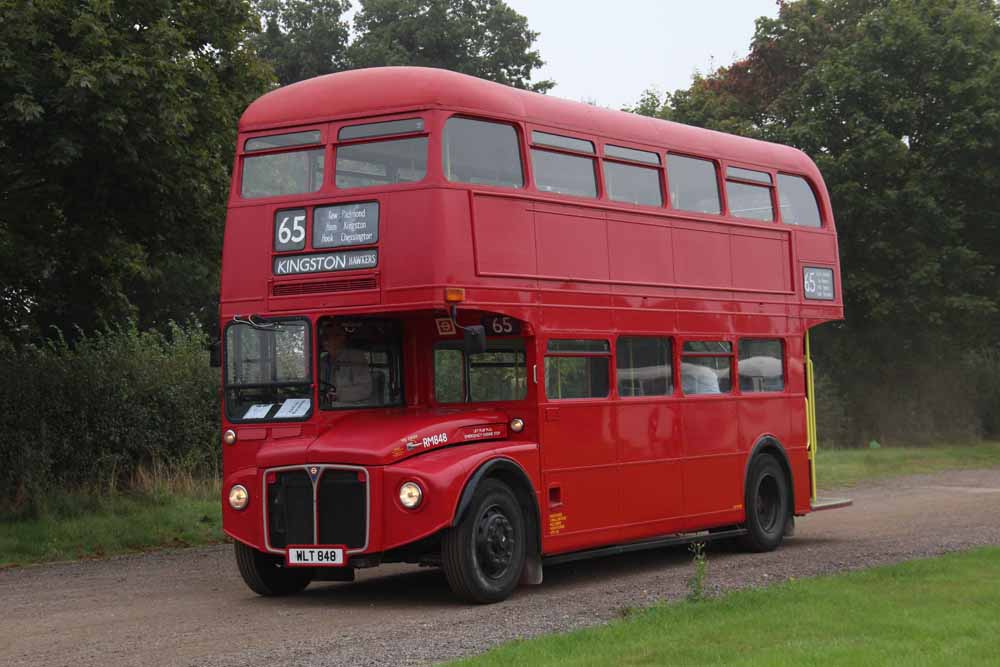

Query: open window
[434,338,528,403]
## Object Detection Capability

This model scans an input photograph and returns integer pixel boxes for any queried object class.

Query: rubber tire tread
[442,478,526,604]
[234,541,313,596]
[739,453,790,553]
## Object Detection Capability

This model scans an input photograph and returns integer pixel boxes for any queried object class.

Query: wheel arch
[744,434,795,513]
[452,457,541,557]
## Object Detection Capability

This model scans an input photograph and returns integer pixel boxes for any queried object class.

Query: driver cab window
[434,339,527,403]
[317,317,403,409]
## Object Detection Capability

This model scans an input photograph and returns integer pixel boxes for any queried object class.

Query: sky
[503,0,780,109]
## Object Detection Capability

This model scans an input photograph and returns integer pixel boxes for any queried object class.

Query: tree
[348,0,554,92]
[251,0,351,86]
[630,0,1000,441]
[0,0,274,344]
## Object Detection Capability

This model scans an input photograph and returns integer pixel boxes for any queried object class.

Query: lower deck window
[434,339,527,403]
[739,339,784,392]
[545,339,610,399]
[681,341,733,394]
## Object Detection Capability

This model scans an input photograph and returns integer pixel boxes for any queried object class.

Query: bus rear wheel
[442,479,526,604]
[234,541,313,596]
[740,453,790,552]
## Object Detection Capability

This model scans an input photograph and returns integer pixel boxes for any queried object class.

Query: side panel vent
[272,276,378,297]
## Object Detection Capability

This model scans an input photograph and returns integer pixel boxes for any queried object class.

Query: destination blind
[274,249,378,276]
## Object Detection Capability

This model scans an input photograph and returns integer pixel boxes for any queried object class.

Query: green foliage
[0,484,222,566]
[631,0,1000,445]
[454,547,1000,666]
[686,541,708,602]
[0,322,220,516]
[348,0,554,92]
[0,0,274,345]
[251,0,351,86]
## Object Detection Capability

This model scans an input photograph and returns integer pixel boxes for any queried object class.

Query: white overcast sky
[503,0,780,109]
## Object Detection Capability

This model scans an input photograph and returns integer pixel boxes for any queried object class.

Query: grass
[1,443,998,567]
[0,473,223,568]
[816,441,1000,489]
[454,547,1000,666]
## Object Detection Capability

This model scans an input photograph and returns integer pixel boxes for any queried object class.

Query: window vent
[272,277,378,297]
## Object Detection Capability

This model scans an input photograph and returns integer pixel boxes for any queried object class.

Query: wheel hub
[475,505,515,579]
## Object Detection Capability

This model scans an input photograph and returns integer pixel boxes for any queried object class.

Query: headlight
[228,484,249,510]
[399,481,423,509]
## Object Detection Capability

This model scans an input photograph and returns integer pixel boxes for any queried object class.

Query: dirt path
[3,468,1000,667]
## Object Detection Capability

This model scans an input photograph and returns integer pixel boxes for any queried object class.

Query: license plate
[285,545,347,567]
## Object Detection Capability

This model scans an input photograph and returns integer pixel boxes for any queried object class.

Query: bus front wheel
[442,478,526,604]
[234,541,313,596]
[740,453,790,552]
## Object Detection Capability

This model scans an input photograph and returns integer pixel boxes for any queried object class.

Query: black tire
[234,541,314,596]
[442,479,526,604]
[739,453,790,552]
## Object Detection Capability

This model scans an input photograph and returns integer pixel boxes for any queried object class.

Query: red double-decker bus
[219,67,847,603]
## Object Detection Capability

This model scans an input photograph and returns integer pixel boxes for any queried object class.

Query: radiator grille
[265,466,369,551]
[318,470,368,548]
[272,276,377,297]
[266,470,313,549]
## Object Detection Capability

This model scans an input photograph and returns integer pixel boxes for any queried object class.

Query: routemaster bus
[219,67,849,604]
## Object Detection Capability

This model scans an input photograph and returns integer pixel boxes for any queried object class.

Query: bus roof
[240,67,817,175]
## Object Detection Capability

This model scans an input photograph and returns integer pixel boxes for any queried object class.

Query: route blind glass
[443,118,523,188]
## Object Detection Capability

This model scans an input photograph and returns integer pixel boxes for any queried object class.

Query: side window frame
[615,335,674,398]
[776,172,825,229]
[679,339,735,396]
[543,338,611,400]
[442,115,526,190]
[528,127,601,200]
[600,142,665,209]
[737,338,786,393]
[723,163,777,222]
[664,152,724,216]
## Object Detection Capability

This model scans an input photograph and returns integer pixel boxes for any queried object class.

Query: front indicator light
[223,429,237,445]
[228,484,249,511]
[510,418,525,433]
[399,481,423,509]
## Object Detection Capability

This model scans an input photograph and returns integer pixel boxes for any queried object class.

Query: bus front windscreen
[225,320,313,421]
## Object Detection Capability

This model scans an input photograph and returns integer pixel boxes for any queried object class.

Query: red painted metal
[220,67,842,566]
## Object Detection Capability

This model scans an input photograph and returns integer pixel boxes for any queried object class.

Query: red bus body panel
[221,67,841,563]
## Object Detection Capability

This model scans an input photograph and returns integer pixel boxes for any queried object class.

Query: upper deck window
[443,117,524,188]
[338,118,424,141]
[335,137,428,189]
[532,131,595,154]
[726,166,774,221]
[667,154,721,214]
[531,149,597,198]
[605,162,663,207]
[605,144,660,165]
[245,130,321,152]
[242,149,324,199]
[777,174,822,228]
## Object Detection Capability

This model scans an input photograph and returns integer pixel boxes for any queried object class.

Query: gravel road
[3,468,1000,667]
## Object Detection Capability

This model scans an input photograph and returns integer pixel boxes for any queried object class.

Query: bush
[0,321,219,516]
